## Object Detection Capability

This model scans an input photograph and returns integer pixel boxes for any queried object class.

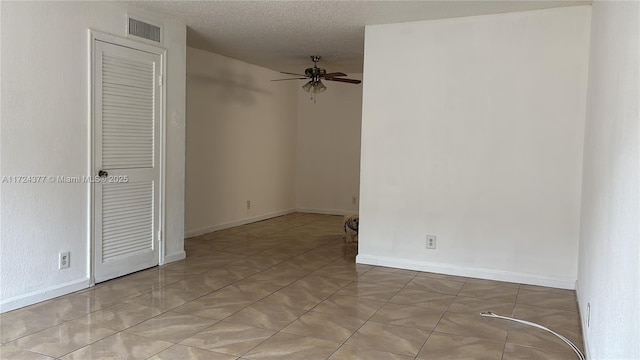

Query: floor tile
[345,321,431,357]
[161,274,232,295]
[433,312,509,342]
[243,269,305,287]
[180,321,275,356]
[328,344,413,360]
[516,289,579,312]
[171,292,253,320]
[59,332,173,360]
[10,322,115,358]
[506,322,581,354]
[214,281,283,302]
[257,248,300,262]
[512,304,581,332]
[0,343,55,359]
[289,275,352,294]
[417,332,504,360]
[388,288,456,309]
[0,309,62,343]
[148,344,238,360]
[243,332,340,360]
[446,296,515,316]
[83,282,145,305]
[370,303,447,330]
[123,287,203,311]
[356,271,416,287]
[27,294,109,321]
[269,260,315,275]
[336,282,403,302]
[287,254,334,271]
[364,267,419,277]
[404,277,465,295]
[281,311,365,342]
[262,286,330,310]
[415,272,468,283]
[456,282,519,302]
[124,311,217,343]
[310,266,367,282]
[229,254,285,269]
[502,342,577,360]
[224,300,307,330]
[161,260,226,275]
[312,294,386,320]
[518,284,576,296]
[209,264,265,279]
[72,302,163,331]
[130,268,190,288]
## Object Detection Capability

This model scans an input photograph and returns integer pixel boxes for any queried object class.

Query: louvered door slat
[102,52,155,170]
[103,77,152,89]
[104,108,153,117]
[104,99,152,111]
[103,129,154,136]
[101,182,154,262]
[103,65,153,78]
[103,227,153,242]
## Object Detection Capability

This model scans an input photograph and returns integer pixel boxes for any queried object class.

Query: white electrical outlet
[59,251,70,269]
[426,235,437,249]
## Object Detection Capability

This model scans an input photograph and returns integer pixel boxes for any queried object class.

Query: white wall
[577,1,639,359]
[0,1,186,311]
[358,7,591,288]
[296,76,363,215]
[185,48,298,237]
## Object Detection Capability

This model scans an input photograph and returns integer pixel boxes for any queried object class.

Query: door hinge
[158,75,163,86]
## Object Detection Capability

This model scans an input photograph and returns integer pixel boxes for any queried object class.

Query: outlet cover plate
[426,235,437,250]
[59,251,70,269]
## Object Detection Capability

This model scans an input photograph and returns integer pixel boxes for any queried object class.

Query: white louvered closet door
[93,40,161,283]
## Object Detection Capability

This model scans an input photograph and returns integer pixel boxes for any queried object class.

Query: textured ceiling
[130,0,590,73]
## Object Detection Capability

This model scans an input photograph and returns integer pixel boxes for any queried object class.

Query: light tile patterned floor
[0,213,584,359]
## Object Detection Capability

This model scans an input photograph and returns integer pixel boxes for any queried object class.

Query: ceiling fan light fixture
[302,81,313,92]
[313,81,327,93]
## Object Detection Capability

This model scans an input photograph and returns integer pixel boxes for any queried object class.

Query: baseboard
[356,254,577,290]
[163,250,186,264]
[295,207,356,216]
[0,278,91,313]
[184,208,296,238]
[575,280,592,359]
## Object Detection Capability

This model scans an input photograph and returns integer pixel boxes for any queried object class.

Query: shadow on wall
[187,71,272,106]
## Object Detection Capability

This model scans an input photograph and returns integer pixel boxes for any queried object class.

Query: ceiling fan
[272,56,361,96]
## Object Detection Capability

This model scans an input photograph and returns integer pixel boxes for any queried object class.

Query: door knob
[98,170,108,177]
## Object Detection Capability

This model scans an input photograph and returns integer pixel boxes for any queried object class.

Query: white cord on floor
[480,311,585,360]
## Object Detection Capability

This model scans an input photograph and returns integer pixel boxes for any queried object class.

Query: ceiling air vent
[128,17,161,43]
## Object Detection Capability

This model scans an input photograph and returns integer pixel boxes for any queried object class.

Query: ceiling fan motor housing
[305,67,326,80]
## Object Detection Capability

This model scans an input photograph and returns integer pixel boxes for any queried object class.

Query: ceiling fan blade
[279,71,306,77]
[324,72,347,78]
[271,78,307,81]
[325,77,362,84]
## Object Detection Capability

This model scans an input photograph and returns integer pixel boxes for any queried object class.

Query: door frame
[88,30,167,285]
